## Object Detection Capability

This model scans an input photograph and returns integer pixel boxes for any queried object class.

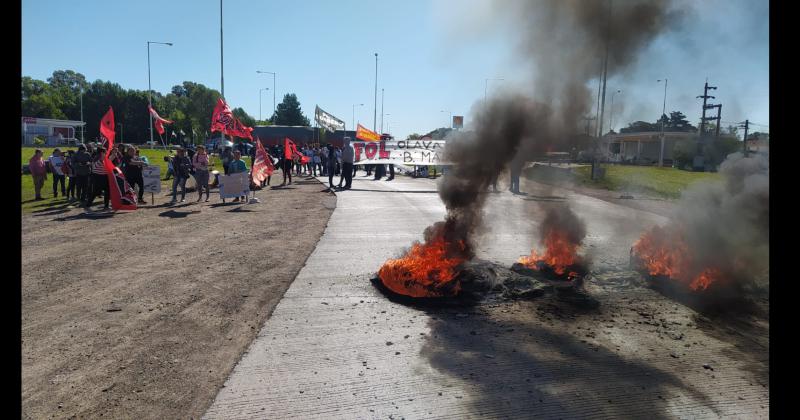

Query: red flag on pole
[100,106,115,154]
[283,138,309,164]
[211,98,254,139]
[148,105,173,136]
[98,107,136,211]
[251,137,275,185]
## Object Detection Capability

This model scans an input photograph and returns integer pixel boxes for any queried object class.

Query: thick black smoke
[672,152,769,287]
[435,0,677,257]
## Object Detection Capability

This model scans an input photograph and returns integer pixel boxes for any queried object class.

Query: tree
[407,133,422,140]
[620,120,659,133]
[232,107,256,128]
[667,111,696,132]
[270,93,310,126]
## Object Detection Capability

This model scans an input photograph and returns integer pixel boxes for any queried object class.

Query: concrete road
[203,173,768,419]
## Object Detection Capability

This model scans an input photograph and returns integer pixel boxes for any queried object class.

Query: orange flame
[518,229,580,276]
[378,236,467,298]
[632,226,722,291]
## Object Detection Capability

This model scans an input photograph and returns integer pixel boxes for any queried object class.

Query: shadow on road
[158,209,201,218]
[345,188,439,194]
[419,303,715,418]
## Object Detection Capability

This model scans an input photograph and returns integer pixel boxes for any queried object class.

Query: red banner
[356,124,380,142]
[100,106,115,147]
[251,138,275,185]
[211,98,254,139]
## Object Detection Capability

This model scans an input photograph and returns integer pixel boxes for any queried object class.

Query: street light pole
[256,71,277,118]
[609,89,621,132]
[220,0,224,98]
[259,88,269,121]
[380,88,385,133]
[657,78,668,167]
[353,103,364,131]
[484,78,504,102]
[374,53,378,131]
[440,110,451,128]
[147,41,172,146]
[80,87,84,143]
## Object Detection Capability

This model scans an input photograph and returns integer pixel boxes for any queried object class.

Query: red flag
[100,107,115,155]
[210,98,254,139]
[251,137,275,185]
[148,105,173,136]
[356,123,380,141]
[98,106,136,211]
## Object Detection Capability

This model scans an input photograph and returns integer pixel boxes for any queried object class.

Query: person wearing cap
[170,147,192,204]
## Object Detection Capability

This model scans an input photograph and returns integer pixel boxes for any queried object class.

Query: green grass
[21,146,222,213]
[570,164,723,199]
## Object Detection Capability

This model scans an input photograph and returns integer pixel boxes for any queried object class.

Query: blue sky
[22,0,768,139]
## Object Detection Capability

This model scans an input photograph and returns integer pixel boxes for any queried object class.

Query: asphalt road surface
[204,173,768,419]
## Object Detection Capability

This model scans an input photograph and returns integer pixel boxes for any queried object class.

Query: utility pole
[740,119,750,157]
[592,0,612,180]
[714,103,722,139]
[695,81,717,169]
[380,88,385,133]
[582,116,596,136]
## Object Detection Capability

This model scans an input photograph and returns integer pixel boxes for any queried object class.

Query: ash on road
[21,177,335,419]
[204,174,768,419]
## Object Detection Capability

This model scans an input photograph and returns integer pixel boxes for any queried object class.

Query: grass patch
[21,146,223,213]
[574,164,722,198]
[526,163,723,199]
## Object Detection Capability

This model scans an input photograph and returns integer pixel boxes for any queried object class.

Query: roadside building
[602,131,698,165]
[21,117,85,146]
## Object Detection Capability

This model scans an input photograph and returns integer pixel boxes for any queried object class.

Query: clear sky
[22,0,769,140]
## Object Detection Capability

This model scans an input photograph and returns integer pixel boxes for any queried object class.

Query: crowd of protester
[26,137,456,212]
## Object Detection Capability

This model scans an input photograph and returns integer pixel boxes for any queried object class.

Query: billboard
[452,116,464,129]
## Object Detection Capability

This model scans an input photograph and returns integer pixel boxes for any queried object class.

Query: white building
[21,117,85,146]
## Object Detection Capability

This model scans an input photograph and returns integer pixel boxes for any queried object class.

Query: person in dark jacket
[509,155,524,194]
[122,146,147,203]
[170,147,192,204]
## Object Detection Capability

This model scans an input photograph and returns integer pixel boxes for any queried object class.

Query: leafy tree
[270,93,310,126]
[620,120,659,133]
[667,111,695,132]
[407,133,422,140]
[232,107,256,128]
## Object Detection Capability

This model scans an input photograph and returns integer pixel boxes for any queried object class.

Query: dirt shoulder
[22,176,336,419]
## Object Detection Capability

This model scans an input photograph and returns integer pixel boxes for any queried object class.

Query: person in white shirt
[47,148,67,198]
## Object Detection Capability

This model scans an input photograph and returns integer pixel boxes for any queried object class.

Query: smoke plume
[437,0,677,256]
[670,152,769,287]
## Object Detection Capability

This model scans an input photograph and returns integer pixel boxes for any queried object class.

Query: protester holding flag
[85,147,110,210]
[193,145,211,202]
[170,147,192,204]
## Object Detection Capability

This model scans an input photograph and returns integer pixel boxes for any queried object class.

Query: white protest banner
[219,171,250,199]
[352,139,447,165]
[142,165,161,193]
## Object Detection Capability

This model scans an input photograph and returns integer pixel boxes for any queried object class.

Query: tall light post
[380,88,385,133]
[657,78,668,167]
[256,70,276,117]
[147,41,173,145]
[373,53,378,131]
[79,87,84,143]
[609,89,622,132]
[259,87,270,122]
[220,0,224,98]
[353,103,364,131]
[384,114,391,134]
[484,78,504,102]
[440,110,452,128]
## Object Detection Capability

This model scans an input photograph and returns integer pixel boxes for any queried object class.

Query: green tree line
[22,70,311,144]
